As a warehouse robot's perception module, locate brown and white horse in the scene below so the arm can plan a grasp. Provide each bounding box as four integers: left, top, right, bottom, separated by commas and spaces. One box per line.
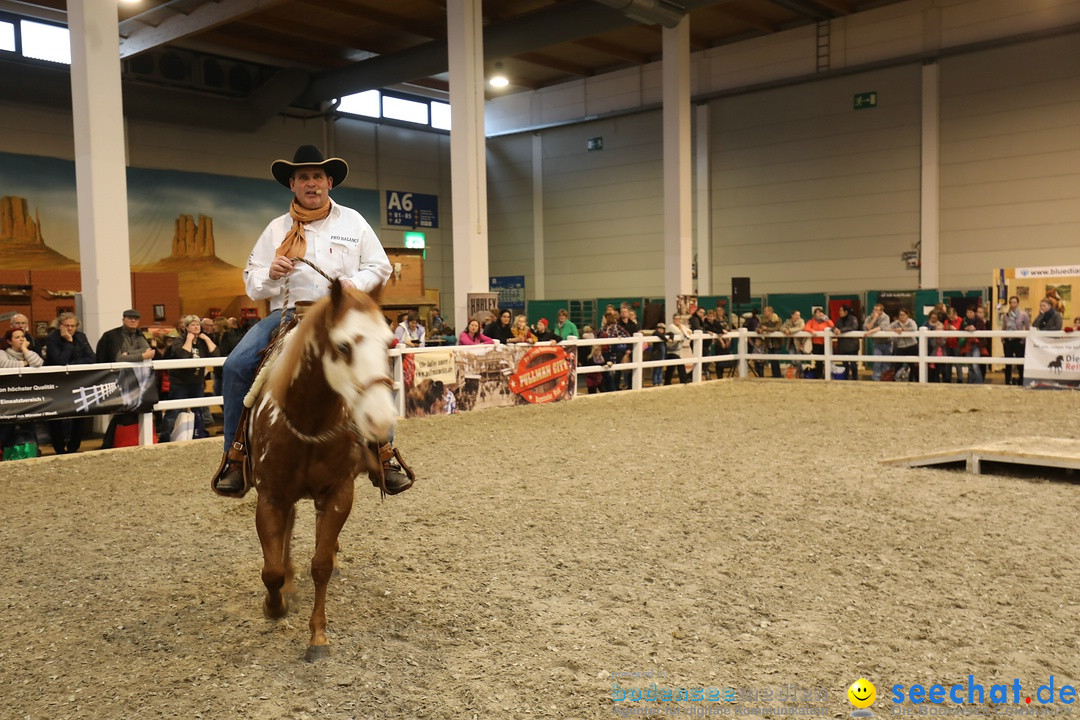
247, 280, 397, 661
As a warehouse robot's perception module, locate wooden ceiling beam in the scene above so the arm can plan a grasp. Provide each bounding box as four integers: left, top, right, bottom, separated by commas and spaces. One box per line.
573, 36, 651, 64
297, 0, 446, 40
642, 24, 709, 51
513, 50, 593, 77
238, 13, 383, 50
711, 6, 779, 34
812, 0, 855, 14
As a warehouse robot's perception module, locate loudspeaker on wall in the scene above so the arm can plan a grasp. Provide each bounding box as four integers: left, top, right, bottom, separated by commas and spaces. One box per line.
731, 277, 751, 304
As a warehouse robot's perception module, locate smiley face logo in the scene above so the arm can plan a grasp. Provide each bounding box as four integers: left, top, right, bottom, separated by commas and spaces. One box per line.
848, 678, 876, 709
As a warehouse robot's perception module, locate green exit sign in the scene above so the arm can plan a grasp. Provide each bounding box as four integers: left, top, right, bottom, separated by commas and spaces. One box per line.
854, 91, 878, 109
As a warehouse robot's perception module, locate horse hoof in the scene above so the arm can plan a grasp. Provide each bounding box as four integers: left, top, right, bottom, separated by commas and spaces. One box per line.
304, 644, 330, 663
263, 597, 288, 620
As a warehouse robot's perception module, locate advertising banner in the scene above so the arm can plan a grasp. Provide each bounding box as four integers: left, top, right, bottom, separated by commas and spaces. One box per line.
0, 365, 159, 422
402, 343, 576, 418
1023, 335, 1080, 390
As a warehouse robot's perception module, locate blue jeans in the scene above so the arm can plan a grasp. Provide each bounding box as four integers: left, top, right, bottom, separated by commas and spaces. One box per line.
871, 344, 891, 381
651, 344, 666, 386
965, 345, 983, 384
222, 310, 289, 448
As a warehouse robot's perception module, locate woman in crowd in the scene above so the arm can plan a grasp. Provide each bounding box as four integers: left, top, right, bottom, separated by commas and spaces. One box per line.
553, 309, 578, 341
160, 314, 219, 442
458, 319, 494, 346
1, 328, 44, 368
941, 305, 963, 383
484, 309, 514, 344
597, 309, 630, 391
395, 311, 426, 348
803, 307, 835, 379
509, 314, 537, 344
833, 305, 861, 380
43, 312, 96, 454
1032, 297, 1063, 331
662, 313, 693, 385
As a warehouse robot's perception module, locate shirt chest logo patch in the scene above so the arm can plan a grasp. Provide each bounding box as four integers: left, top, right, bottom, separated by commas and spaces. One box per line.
329, 235, 359, 245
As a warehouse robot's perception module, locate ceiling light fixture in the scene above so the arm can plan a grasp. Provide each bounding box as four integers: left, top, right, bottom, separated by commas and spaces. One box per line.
489, 61, 509, 88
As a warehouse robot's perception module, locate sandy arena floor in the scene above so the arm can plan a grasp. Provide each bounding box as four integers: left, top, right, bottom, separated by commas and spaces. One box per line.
1, 380, 1078, 720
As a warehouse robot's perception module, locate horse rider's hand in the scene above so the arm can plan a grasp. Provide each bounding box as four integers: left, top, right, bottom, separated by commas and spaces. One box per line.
269, 256, 294, 281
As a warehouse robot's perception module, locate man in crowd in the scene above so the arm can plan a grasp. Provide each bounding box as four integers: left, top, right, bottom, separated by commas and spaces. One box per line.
1000, 296, 1029, 386
862, 304, 892, 381
211, 144, 413, 498
961, 306, 986, 384
95, 309, 154, 363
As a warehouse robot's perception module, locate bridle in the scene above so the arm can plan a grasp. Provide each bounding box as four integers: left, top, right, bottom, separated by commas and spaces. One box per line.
269, 255, 394, 444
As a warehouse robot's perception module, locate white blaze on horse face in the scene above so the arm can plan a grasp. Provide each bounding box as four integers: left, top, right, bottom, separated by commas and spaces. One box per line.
324, 308, 397, 442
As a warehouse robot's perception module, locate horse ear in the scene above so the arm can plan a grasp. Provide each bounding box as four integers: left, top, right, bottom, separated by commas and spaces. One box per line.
330, 277, 344, 308
368, 280, 384, 305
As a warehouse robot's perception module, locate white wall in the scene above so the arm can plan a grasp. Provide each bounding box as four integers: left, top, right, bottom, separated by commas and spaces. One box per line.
487, 111, 667, 300
938, 33, 1080, 288
708, 65, 922, 294
484, 0, 1080, 299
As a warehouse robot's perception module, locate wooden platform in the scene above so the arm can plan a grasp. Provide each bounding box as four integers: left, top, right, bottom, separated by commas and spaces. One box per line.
882, 436, 1080, 475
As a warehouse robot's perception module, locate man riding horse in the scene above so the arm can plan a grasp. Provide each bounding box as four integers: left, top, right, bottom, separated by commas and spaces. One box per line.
212, 144, 414, 497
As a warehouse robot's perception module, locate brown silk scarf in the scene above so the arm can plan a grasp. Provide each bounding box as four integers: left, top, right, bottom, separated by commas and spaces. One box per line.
275, 197, 332, 259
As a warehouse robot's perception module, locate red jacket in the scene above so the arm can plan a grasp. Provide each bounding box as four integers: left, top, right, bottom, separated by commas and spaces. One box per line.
803, 317, 835, 345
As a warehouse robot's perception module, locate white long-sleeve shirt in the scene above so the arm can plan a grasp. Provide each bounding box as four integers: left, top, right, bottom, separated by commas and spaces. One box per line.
244, 199, 392, 311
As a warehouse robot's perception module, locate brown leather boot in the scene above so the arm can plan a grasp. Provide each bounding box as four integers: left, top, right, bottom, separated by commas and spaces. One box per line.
368, 442, 415, 496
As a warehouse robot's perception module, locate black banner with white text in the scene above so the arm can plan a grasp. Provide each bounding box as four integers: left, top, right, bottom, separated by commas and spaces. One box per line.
0, 366, 158, 422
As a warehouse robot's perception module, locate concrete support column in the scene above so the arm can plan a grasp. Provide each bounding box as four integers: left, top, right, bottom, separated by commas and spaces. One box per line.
68, 0, 133, 344
694, 103, 710, 295
447, 0, 490, 332
920, 61, 941, 289
663, 18, 693, 319
532, 133, 545, 299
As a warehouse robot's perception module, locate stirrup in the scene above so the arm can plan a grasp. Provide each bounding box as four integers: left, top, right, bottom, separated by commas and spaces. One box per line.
211, 442, 251, 498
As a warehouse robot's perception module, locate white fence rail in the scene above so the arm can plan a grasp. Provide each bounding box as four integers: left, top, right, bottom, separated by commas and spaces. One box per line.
0, 329, 1069, 448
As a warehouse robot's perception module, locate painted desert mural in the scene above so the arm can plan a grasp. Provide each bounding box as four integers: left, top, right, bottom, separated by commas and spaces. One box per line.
0, 150, 380, 324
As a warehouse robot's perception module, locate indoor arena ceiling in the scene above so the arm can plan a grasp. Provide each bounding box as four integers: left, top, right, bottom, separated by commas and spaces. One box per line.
2, 0, 907, 129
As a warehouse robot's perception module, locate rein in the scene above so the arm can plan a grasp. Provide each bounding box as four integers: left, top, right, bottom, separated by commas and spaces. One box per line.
279, 256, 335, 335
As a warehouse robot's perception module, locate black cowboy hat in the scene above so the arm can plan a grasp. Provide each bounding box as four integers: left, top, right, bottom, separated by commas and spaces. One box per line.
270, 144, 348, 188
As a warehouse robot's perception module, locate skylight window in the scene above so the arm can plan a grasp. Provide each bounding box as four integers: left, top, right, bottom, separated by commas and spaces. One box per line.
382, 95, 428, 125
0, 21, 15, 53
431, 101, 451, 131
338, 89, 380, 118
20, 20, 69, 64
